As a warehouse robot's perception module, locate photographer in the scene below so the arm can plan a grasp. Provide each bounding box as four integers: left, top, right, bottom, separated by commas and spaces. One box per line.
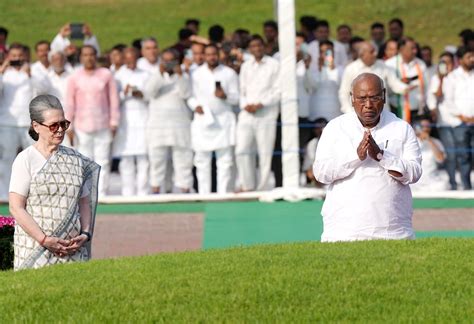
144, 49, 193, 194
51, 23, 101, 55
0, 43, 49, 199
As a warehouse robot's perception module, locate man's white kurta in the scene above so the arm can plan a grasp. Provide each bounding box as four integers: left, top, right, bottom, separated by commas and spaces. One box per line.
114, 66, 150, 156
187, 64, 239, 152
313, 109, 422, 242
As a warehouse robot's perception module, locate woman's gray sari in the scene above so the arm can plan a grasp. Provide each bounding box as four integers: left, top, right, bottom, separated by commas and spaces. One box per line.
14, 146, 100, 270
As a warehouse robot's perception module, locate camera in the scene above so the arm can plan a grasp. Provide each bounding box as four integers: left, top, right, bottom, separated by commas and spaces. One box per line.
9, 60, 23, 67
70, 23, 84, 40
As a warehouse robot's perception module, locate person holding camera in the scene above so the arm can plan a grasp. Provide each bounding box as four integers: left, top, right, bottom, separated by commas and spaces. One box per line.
0, 43, 50, 200
51, 23, 101, 56
113, 47, 150, 196
188, 44, 239, 194
144, 49, 193, 194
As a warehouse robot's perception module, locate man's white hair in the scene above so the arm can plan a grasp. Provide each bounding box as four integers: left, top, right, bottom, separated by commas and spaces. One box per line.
47, 50, 65, 62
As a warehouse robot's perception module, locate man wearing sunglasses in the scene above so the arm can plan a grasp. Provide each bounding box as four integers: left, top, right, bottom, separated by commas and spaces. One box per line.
66, 45, 120, 197
313, 73, 422, 242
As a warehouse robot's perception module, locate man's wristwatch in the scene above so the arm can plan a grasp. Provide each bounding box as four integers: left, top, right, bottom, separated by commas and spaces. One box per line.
80, 231, 92, 242
376, 150, 384, 162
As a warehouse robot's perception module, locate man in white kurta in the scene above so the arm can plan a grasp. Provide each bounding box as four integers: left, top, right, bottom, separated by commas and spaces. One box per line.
385, 38, 428, 123
313, 73, 422, 242
144, 49, 193, 193
308, 40, 343, 121
114, 48, 150, 196
236, 35, 280, 191
339, 42, 409, 114
0, 44, 48, 200
188, 45, 239, 194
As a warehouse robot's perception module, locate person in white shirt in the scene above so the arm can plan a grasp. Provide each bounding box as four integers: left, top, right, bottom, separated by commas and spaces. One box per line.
308, 20, 349, 71
109, 44, 125, 74
339, 41, 409, 114
308, 40, 343, 122
420, 46, 437, 85
335, 24, 352, 63
31, 41, 51, 83
137, 37, 160, 74
144, 49, 192, 194
182, 42, 205, 75
51, 23, 101, 55
410, 118, 447, 191
313, 73, 422, 242
443, 47, 474, 190
236, 35, 280, 191
426, 51, 459, 189
302, 118, 327, 187
188, 44, 239, 194
0, 43, 49, 200
385, 38, 428, 123
113, 48, 150, 196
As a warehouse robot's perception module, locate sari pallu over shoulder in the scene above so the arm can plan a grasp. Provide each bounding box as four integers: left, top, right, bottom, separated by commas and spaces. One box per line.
14, 146, 100, 270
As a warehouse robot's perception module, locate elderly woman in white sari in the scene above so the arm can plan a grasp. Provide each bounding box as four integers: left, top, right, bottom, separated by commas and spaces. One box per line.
9, 94, 100, 270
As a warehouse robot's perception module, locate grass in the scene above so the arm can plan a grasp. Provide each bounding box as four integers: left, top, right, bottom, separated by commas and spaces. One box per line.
0, 238, 472, 322
0, 0, 472, 57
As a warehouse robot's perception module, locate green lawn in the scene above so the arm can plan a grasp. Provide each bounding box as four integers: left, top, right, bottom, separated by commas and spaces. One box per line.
0, 0, 471, 57
0, 238, 472, 322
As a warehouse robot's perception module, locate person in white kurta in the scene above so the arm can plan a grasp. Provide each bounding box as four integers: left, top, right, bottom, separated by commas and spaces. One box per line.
51, 23, 101, 55
137, 38, 160, 74
113, 48, 150, 196
308, 40, 343, 121
339, 42, 409, 114
0, 45, 49, 200
236, 36, 280, 191
385, 38, 428, 123
46, 51, 72, 146
187, 45, 239, 194
313, 73, 422, 242
410, 119, 448, 191
144, 49, 193, 193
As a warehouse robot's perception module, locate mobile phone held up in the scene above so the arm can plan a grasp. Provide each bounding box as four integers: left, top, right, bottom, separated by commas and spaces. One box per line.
215, 81, 222, 89
70, 23, 85, 40
9, 60, 23, 67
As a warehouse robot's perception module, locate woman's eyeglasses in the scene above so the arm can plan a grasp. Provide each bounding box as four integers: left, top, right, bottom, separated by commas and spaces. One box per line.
37, 120, 71, 133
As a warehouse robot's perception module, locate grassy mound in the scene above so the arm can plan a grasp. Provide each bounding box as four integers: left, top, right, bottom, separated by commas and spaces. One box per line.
0, 238, 472, 322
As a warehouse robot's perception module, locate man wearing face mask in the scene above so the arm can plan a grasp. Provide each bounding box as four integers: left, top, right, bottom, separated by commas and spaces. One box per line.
144, 49, 193, 194
0, 43, 50, 200
339, 41, 409, 114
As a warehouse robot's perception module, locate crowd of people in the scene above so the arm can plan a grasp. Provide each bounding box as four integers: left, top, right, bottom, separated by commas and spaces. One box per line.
0, 17, 473, 198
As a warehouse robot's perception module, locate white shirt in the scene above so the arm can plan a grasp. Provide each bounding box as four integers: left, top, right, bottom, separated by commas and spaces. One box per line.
137, 57, 160, 75
188, 64, 239, 151
339, 59, 408, 113
411, 137, 448, 192
239, 55, 280, 117
308, 66, 343, 121
308, 40, 349, 71
51, 33, 101, 55
385, 55, 428, 112
114, 66, 150, 155
426, 74, 462, 127
313, 110, 422, 242
303, 137, 319, 171
31, 61, 51, 78
0, 68, 46, 127
443, 67, 474, 120
47, 69, 71, 111
144, 70, 191, 148
296, 60, 318, 118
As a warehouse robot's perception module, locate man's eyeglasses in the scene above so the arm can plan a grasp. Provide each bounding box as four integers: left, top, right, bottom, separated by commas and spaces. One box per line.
36, 120, 71, 133
353, 95, 384, 104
